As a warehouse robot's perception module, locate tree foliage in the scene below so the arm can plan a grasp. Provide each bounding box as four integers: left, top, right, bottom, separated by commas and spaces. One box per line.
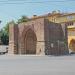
0, 22, 9, 45
1, 31, 9, 45
0, 15, 29, 45
17, 16, 29, 24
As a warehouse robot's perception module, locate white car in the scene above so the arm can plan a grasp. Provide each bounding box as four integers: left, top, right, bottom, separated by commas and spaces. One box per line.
0, 45, 8, 54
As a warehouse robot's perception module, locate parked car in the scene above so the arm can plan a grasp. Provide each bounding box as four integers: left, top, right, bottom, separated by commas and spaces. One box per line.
70, 52, 75, 55
0, 45, 8, 55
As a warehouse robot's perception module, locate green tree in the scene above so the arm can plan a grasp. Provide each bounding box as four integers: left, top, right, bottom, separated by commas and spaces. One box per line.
0, 25, 9, 45
17, 16, 29, 24
1, 31, 9, 45
0, 21, 13, 45
0, 15, 29, 45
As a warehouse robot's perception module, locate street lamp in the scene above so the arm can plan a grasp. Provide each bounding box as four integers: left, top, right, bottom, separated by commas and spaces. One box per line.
0, 20, 1, 23
0, 20, 2, 45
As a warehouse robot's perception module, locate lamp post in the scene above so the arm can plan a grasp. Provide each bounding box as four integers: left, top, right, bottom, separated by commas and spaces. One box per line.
0, 20, 2, 45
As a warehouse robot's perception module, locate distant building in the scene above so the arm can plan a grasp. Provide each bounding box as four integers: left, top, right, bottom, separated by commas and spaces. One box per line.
9, 12, 68, 55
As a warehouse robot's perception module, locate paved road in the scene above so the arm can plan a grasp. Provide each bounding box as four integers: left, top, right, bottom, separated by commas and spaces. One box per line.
0, 55, 75, 75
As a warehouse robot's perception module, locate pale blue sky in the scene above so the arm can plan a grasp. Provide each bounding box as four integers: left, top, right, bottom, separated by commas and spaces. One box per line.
0, 0, 75, 29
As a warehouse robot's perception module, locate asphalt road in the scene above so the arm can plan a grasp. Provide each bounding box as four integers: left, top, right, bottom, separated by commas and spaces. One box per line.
0, 55, 75, 75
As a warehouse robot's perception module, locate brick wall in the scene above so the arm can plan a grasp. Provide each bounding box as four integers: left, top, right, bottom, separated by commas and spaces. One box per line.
9, 18, 69, 55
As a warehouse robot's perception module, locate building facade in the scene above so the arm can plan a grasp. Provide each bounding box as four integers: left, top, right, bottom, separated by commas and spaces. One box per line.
32, 11, 75, 52
9, 17, 68, 55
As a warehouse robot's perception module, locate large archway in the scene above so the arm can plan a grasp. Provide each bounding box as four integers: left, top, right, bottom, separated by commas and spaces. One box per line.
24, 29, 37, 54
69, 39, 75, 52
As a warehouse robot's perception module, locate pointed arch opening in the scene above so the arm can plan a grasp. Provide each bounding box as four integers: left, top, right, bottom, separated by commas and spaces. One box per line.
69, 39, 75, 52
24, 29, 37, 54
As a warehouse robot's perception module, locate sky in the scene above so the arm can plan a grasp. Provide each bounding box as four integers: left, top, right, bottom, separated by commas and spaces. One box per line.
0, 0, 75, 29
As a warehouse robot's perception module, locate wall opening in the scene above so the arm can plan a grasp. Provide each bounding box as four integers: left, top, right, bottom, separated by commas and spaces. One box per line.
24, 29, 37, 54
69, 39, 75, 52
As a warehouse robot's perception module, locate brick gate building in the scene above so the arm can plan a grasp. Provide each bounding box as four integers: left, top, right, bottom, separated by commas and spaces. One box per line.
9, 17, 68, 55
